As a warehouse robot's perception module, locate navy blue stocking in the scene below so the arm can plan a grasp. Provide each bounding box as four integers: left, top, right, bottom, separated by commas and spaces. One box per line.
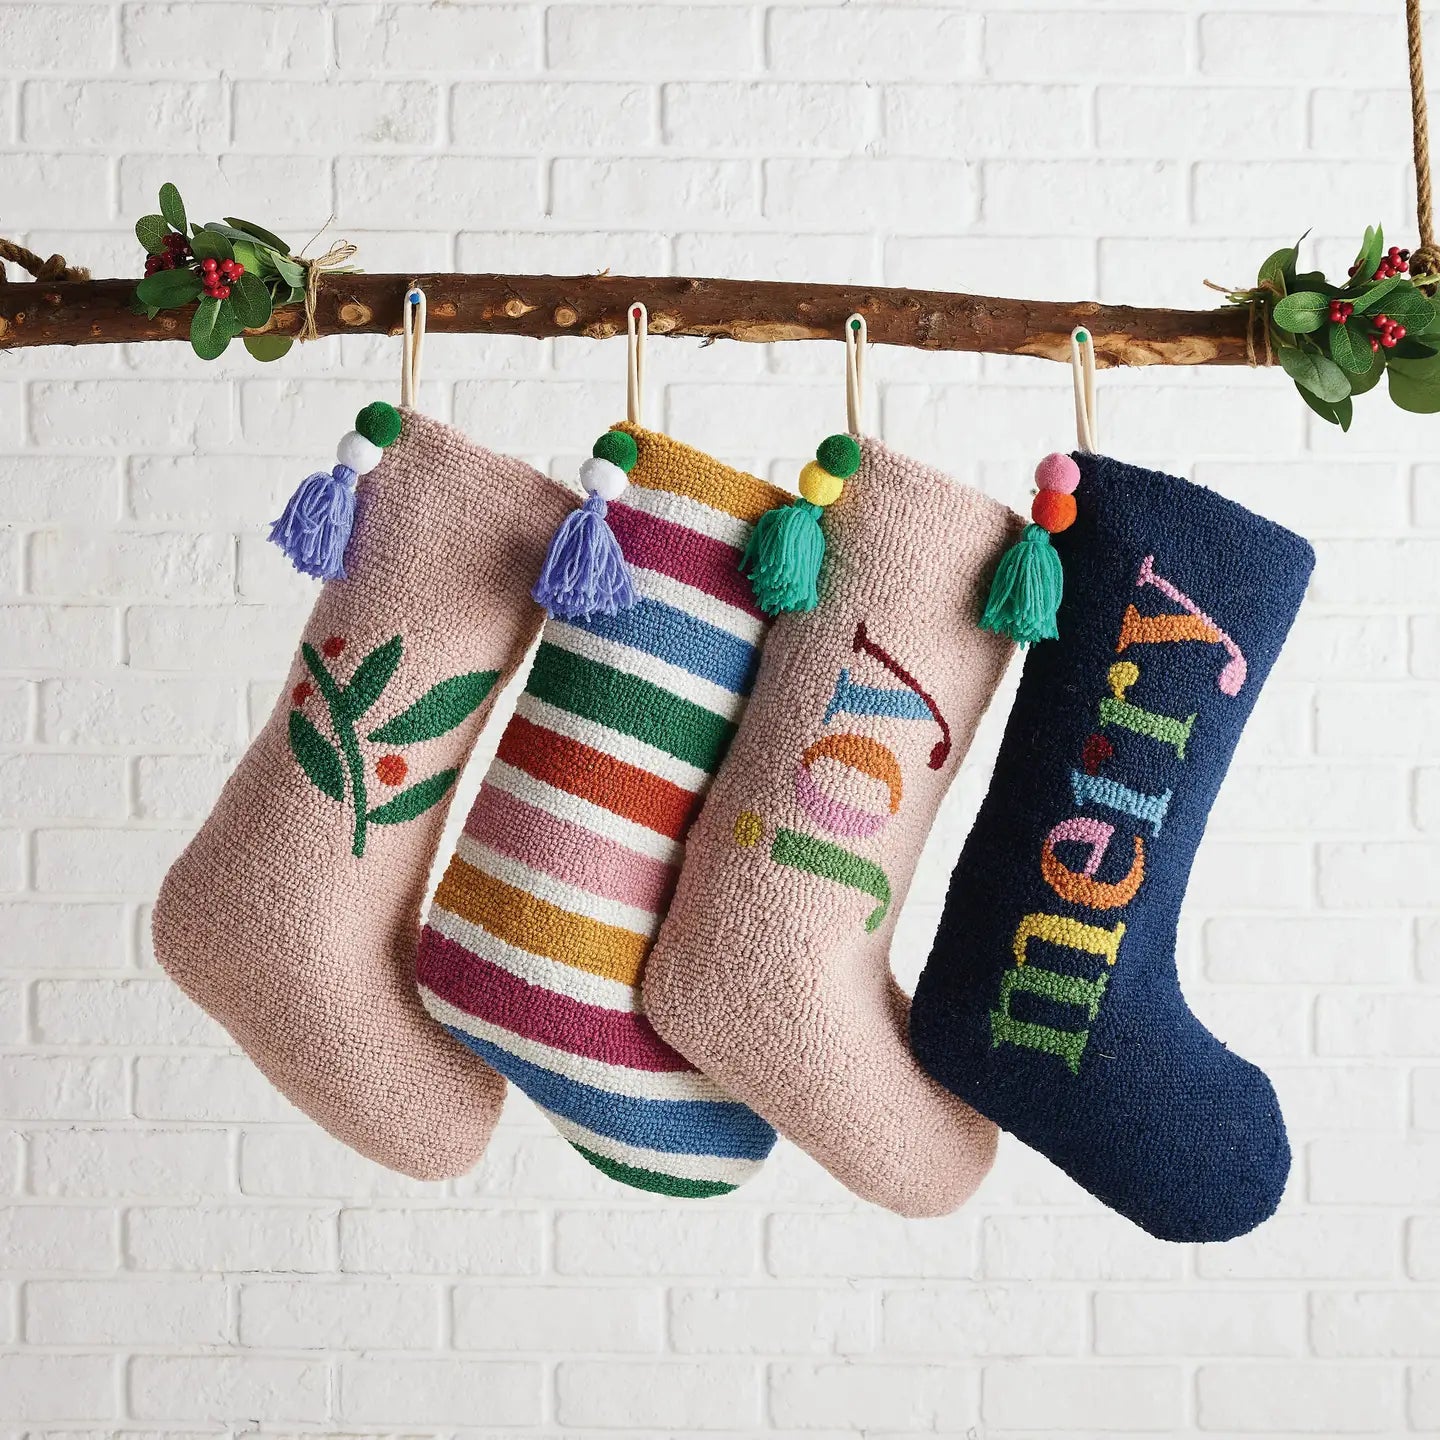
911, 454, 1314, 1242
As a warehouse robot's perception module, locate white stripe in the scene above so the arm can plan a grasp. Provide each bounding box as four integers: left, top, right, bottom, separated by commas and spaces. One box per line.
619, 483, 753, 549
546, 620, 745, 723
515, 692, 708, 794
486, 760, 685, 865
421, 991, 732, 1104
629, 566, 767, 648
426, 902, 641, 1013
541, 1106, 763, 1187
454, 835, 660, 938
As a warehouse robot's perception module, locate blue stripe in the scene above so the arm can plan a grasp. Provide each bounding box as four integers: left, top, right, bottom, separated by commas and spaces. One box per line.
445, 1027, 777, 1162
570, 598, 758, 696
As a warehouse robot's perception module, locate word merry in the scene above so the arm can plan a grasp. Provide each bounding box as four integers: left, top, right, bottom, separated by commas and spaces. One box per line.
734, 622, 949, 931
990, 554, 1246, 1073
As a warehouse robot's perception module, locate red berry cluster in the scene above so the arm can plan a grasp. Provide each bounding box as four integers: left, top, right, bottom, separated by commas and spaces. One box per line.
1348, 246, 1411, 281
143, 231, 193, 276
200, 256, 244, 300
1370, 313, 1407, 352
1328, 299, 1355, 324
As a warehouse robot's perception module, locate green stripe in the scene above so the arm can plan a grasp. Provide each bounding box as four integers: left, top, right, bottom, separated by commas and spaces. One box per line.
570, 1143, 738, 1199
528, 642, 735, 773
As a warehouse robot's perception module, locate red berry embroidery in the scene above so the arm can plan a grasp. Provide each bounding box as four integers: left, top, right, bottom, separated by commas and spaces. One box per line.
321, 635, 346, 658
375, 755, 408, 787
291, 680, 313, 706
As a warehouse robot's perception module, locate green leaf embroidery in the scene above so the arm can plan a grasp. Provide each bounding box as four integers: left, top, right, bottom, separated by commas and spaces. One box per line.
1328, 320, 1373, 375
1295, 384, 1353, 431
190, 297, 230, 360
1271, 291, 1328, 334
224, 216, 291, 253
1277, 344, 1350, 402
367, 670, 500, 745
135, 214, 169, 255
136, 267, 203, 309
341, 635, 404, 720
244, 334, 293, 362
158, 182, 187, 234
229, 272, 273, 329
189, 227, 234, 263
289, 709, 345, 801
367, 768, 459, 826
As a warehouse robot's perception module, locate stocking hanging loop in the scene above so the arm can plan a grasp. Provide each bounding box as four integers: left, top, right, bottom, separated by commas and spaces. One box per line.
626, 302, 648, 427
401, 286, 426, 410
845, 312, 867, 436
1070, 326, 1099, 455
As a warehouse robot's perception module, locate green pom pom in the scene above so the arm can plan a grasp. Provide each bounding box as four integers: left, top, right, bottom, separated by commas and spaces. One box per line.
593, 429, 638, 474
355, 401, 402, 448
741, 499, 826, 616
980, 524, 1063, 647
815, 433, 861, 478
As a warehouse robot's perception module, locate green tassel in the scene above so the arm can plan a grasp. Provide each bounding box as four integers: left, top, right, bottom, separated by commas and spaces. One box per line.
980, 523, 1064, 646
742, 498, 825, 615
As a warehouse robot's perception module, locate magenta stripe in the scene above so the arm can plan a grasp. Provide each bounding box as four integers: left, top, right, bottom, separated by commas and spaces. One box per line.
418, 930, 694, 1073
465, 783, 678, 913
607, 502, 763, 620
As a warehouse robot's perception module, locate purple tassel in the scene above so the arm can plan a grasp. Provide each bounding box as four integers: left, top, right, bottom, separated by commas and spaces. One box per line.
268, 464, 358, 581
532, 491, 637, 620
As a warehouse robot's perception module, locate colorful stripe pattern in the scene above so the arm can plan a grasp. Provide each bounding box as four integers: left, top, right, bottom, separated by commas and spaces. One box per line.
418, 425, 788, 1196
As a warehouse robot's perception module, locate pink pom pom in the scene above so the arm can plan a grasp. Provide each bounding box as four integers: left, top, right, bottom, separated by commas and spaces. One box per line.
1035, 452, 1081, 495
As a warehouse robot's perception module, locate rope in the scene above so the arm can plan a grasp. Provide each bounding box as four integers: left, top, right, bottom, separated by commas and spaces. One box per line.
295, 240, 358, 341
1408, 0, 1440, 281
0, 238, 90, 283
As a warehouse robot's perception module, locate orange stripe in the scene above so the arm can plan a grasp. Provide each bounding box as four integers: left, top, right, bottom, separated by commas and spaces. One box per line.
497, 713, 700, 841
433, 857, 649, 986
611, 423, 788, 525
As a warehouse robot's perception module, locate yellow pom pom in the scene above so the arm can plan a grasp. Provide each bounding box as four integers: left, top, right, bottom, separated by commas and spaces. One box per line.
798, 460, 843, 507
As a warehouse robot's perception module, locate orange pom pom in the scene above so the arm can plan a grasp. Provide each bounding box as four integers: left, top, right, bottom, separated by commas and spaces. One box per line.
1031, 489, 1077, 533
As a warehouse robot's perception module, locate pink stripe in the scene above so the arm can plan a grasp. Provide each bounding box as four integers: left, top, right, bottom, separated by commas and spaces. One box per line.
465, 783, 678, 914
607, 502, 763, 620
417, 929, 694, 1073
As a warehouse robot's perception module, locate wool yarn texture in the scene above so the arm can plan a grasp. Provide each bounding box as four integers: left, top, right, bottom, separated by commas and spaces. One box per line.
417, 425, 789, 1197
645, 439, 1018, 1217
909, 453, 1315, 1242
153, 410, 574, 1180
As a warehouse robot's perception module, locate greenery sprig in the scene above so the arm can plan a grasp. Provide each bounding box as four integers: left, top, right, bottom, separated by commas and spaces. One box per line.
1224, 225, 1440, 429
131, 182, 356, 362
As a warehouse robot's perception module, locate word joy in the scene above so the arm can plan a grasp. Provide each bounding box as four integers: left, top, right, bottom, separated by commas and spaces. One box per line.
990, 554, 1248, 1074
734, 621, 950, 929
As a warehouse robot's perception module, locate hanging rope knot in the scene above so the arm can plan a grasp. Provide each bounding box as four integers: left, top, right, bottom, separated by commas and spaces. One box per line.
0, 238, 91, 284
293, 240, 358, 341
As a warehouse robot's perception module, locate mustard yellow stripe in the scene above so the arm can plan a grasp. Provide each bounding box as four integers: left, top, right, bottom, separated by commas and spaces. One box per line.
611, 423, 789, 526
433, 854, 649, 987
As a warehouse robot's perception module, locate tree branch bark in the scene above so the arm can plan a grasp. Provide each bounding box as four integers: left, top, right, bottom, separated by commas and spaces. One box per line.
0, 273, 1258, 366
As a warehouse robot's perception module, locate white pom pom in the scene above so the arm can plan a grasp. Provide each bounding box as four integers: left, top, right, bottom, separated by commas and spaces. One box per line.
579, 455, 628, 501
337, 430, 384, 476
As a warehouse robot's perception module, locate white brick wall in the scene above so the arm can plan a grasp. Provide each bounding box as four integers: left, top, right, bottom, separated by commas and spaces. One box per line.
1, 0, 1438, 1433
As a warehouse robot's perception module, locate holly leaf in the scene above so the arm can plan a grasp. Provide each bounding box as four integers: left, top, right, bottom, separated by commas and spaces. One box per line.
1277, 344, 1351, 401
135, 214, 169, 255
243, 333, 293, 362
1271, 291, 1329, 334
341, 635, 403, 720
190, 296, 230, 360
1296, 383, 1353, 431
1388, 361, 1440, 413
135, 267, 203, 308
189, 227, 233, 263
367, 670, 500, 745
224, 216, 291, 253
366, 768, 458, 826
158, 182, 187, 234
229, 271, 273, 329
289, 709, 344, 801
1328, 320, 1374, 374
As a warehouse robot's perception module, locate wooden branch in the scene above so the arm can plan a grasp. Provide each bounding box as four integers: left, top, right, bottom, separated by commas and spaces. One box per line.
0, 272, 1258, 366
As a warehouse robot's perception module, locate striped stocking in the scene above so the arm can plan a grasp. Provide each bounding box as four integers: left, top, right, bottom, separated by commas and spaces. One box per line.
417, 425, 789, 1196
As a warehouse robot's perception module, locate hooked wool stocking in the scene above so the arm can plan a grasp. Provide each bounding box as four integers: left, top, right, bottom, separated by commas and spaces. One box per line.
910, 453, 1314, 1242
645, 439, 1019, 1217
154, 409, 573, 1179
417, 425, 788, 1197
